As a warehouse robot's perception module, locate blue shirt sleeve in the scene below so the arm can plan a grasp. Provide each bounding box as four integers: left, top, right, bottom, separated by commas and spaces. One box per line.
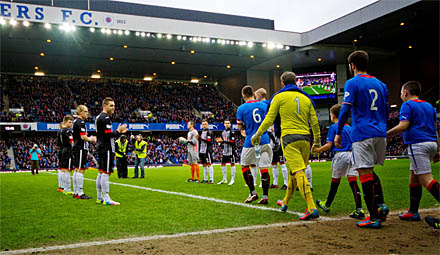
343, 80, 356, 105
326, 125, 336, 143
336, 103, 351, 135
399, 102, 411, 122
236, 106, 242, 122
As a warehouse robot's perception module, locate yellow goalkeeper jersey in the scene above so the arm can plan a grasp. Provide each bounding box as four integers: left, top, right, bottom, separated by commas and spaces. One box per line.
257, 90, 320, 141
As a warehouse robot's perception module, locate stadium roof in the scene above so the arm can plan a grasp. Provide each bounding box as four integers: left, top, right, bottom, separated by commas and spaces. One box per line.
1, 0, 436, 81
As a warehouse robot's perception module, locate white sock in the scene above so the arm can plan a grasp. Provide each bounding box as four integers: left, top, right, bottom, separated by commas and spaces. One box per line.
281, 164, 288, 186
72, 171, 77, 195
77, 172, 84, 196
251, 166, 258, 185
96, 173, 103, 201
209, 166, 214, 182
101, 173, 111, 201
221, 166, 227, 181
272, 165, 279, 186
64, 172, 71, 192
203, 166, 208, 181
231, 166, 236, 181
305, 165, 313, 188
58, 170, 62, 188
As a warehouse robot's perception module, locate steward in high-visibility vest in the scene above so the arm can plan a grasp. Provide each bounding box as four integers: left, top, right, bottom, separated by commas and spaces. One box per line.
135, 139, 147, 158
115, 135, 128, 178
134, 135, 147, 178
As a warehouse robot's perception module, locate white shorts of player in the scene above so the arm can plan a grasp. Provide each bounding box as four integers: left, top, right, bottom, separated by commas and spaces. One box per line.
187, 151, 199, 164
331, 151, 358, 178
408, 141, 437, 175
240, 144, 273, 168
351, 137, 386, 169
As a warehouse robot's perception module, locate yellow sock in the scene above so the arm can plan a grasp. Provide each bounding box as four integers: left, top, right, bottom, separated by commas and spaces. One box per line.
283, 173, 296, 206
295, 171, 316, 211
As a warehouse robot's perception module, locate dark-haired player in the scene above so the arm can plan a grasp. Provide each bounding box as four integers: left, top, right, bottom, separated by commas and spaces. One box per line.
200, 120, 214, 184
72, 105, 96, 199
314, 104, 364, 219
387, 81, 439, 224
95, 97, 127, 205
57, 115, 74, 196
237, 85, 272, 204
217, 120, 237, 185
335, 50, 389, 228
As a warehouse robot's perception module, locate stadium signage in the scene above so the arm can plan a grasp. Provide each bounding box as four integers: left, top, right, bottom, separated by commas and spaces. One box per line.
0, 2, 125, 28
28, 123, 238, 131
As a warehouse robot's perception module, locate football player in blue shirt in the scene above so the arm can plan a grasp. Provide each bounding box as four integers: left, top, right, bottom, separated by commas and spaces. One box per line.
335, 50, 389, 228
236, 85, 272, 204
387, 81, 439, 228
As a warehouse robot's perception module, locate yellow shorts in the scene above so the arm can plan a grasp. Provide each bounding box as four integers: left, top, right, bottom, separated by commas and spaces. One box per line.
281, 139, 310, 174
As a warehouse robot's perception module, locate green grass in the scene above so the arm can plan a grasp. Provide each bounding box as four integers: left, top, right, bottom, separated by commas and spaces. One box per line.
303, 85, 332, 95
1, 159, 439, 250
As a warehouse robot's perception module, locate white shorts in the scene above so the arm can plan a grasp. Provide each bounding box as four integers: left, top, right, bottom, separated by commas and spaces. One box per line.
351, 137, 386, 169
240, 144, 273, 168
408, 141, 437, 175
187, 151, 199, 164
332, 151, 358, 178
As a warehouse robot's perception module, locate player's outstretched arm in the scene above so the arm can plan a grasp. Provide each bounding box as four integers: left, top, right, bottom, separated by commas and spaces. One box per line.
387, 121, 410, 138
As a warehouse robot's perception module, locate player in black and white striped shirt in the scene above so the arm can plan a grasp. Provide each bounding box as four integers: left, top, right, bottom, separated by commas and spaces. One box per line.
216, 120, 237, 185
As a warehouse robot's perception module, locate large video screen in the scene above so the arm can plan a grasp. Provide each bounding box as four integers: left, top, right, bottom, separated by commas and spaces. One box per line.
296, 71, 336, 100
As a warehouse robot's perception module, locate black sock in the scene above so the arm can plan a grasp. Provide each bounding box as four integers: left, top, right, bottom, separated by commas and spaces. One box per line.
409, 184, 422, 213
372, 172, 384, 205
325, 178, 340, 207
242, 167, 255, 194
348, 177, 363, 209
360, 174, 378, 220
261, 170, 270, 196
427, 180, 440, 202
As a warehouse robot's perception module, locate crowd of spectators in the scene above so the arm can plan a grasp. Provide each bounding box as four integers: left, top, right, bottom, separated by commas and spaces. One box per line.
12, 134, 58, 170
1, 76, 237, 124
0, 140, 11, 170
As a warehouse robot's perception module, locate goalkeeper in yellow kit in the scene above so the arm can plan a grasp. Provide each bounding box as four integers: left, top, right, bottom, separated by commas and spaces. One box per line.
251, 71, 321, 220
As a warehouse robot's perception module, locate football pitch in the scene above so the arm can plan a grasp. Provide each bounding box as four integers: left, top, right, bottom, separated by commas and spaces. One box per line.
1, 159, 439, 252
302, 85, 332, 95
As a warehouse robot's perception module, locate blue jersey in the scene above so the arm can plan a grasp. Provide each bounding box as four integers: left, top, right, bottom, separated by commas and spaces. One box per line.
262, 99, 270, 107
327, 123, 352, 152
342, 74, 389, 142
236, 100, 270, 148
400, 99, 437, 145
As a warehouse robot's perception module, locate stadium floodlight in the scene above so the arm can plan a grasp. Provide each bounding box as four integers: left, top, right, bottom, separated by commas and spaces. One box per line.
91, 74, 101, 79
211, 39, 216, 43
0, 18, 5, 25
117, 30, 123, 35
190, 79, 199, 83
22, 21, 30, 27
157, 33, 163, 38
177, 35, 182, 40
166, 34, 172, 39
262, 43, 267, 47
90, 27, 95, 32
146, 33, 151, 37
285, 46, 290, 50
34, 71, 45, 76
140, 32, 145, 37
44, 23, 51, 29
143, 77, 153, 81
197, 37, 202, 42
247, 42, 254, 48
182, 36, 186, 41
9, 19, 17, 26
124, 30, 130, 35
135, 32, 140, 36
101, 28, 106, 34
267, 43, 275, 49
276, 44, 283, 49
106, 29, 111, 35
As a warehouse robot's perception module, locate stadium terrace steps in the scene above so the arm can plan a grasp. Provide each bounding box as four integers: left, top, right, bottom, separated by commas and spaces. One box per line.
7, 145, 16, 170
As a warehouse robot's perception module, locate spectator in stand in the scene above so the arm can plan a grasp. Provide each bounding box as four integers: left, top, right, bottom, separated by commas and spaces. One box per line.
29, 144, 42, 175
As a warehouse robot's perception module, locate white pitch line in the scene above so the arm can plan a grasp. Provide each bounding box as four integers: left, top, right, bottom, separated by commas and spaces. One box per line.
310, 86, 320, 95
44, 172, 313, 217
2, 207, 439, 255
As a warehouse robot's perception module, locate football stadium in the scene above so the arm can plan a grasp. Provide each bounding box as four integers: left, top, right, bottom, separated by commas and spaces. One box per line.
0, 0, 439, 254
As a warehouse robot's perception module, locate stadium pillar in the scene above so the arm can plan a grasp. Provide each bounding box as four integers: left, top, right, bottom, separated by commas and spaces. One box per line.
336, 64, 348, 104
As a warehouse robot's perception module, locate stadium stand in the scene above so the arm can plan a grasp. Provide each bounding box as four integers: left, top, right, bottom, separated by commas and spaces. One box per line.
1, 76, 237, 124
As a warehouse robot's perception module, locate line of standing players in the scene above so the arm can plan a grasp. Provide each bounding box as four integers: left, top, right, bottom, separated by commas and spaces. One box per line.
56, 97, 128, 205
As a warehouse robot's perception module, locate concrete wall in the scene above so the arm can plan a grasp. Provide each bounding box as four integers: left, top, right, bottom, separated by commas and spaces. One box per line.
246, 70, 270, 96
218, 72, 247, 105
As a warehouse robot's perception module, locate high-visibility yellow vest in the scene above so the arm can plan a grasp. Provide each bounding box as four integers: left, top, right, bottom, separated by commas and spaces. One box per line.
115, 139, 128, 158
135, 140, 147, 158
